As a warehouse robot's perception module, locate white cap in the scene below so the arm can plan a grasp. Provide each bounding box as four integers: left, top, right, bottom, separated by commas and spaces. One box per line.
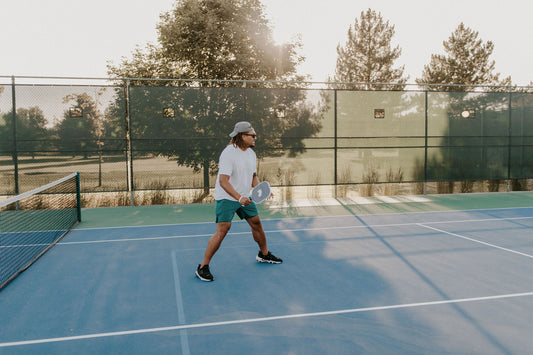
229, 121, 253, 137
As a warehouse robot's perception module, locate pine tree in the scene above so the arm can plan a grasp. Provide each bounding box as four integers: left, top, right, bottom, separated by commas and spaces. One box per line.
416, 23, 511, 91
332, 8, 407, 90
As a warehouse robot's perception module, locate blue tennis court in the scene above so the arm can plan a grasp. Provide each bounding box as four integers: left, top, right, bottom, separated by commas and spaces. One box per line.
1, 194, 532, 354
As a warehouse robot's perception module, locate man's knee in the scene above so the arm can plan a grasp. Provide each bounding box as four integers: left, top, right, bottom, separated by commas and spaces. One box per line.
217, 222, 232, 235
247, 216, 262, 230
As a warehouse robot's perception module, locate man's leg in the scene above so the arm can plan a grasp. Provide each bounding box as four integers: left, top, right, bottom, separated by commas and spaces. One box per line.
201, 222, 231, 267
246, 215, 268, 255
247, 215, 283, 264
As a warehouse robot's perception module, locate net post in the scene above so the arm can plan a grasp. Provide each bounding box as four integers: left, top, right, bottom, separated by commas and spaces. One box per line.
76, 171, 82, 222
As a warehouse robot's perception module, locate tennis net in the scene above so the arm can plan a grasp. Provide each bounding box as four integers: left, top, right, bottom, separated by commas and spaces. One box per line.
0, 172, 81, 290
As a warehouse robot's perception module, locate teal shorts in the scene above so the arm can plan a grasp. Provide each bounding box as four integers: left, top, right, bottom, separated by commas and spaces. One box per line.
215, 199, 258, 223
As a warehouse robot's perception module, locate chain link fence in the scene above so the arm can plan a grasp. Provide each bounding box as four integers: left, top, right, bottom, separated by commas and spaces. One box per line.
1, 76, 532, 207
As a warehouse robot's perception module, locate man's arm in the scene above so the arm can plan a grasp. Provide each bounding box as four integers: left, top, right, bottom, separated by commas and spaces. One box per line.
251, 172, 259, 188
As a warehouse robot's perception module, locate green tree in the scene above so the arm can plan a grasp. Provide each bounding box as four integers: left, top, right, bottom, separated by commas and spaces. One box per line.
107, 0, 323, 194
417, 23, 513, 193
108, 0, 305, 83
56, 93, 104, 159
0, 112, 9, 153
416, 23, 511, 91
332, 8, 408, 89
14, 107, 48, 156
0, 107, 49, 157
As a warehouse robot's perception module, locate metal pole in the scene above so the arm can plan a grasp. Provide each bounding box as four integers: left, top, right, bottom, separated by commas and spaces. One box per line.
11, 76, 19, 196
334, 86, 338, 198
242, 80, 247, 121
507, 91, 512, 192
76, 172, 82, 222
124, 80, 134, 205
424, 88, 428, 195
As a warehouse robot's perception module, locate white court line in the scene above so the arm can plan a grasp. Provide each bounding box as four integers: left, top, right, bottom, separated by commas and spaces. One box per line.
418, 223, 533, 259
171, 251, 190, 355
1, 291, 532, 348
58, 223, 417, 245
73, 206, 533, 232
58, 234, 214, 245
57, 216, 533, 246
74, 206, 533, 231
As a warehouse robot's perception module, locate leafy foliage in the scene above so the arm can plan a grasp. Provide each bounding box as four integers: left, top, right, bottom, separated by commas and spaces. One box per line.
56, 93, 104, 157
108, 0, 305, 84
0, 107, 48, 155
106, 0, 324, 192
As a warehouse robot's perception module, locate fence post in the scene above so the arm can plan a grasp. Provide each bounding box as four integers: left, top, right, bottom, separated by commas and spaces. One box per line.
242, 80, 247, 121
11, 76, 19, 195
334, 85, 338, 198
424, 88, 428, 195
124, 80, 134, 205
507, 91, 512, 192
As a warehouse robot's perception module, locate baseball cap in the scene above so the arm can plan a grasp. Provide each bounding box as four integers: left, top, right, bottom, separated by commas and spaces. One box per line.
229, 121, 253, 137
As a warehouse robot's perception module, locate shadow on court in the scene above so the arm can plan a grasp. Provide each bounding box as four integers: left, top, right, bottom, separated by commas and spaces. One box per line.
0, 195, 532, 353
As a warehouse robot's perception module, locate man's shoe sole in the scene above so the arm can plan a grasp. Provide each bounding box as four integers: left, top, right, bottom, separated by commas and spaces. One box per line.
256, 256, 282, 264
195, 271, 214, 282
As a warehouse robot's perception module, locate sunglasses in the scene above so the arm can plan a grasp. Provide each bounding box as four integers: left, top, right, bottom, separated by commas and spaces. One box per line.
242, 133, 257, 138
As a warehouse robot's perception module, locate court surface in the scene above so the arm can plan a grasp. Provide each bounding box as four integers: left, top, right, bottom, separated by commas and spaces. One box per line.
1, 192, 532, 354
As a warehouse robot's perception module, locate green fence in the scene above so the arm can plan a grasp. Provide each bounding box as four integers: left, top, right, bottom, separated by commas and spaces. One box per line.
1, 77, 532, 206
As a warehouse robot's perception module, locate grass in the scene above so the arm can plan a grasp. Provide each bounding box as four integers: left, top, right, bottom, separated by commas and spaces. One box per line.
384, 167, 404, 196
361, 164, 379, 197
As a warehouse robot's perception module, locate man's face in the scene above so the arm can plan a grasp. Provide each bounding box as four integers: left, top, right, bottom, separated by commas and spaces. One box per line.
241, 130, 257, 148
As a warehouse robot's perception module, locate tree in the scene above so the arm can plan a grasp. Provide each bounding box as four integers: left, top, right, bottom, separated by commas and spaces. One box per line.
0, 107, 48, 158
108, 0, 305, 84
56, 93, 104, 159
13, 107, 48, 156
107, 0, 323, 194
332, 8, 408, 89
416, 22, 511, 91
0, 112, 8, 153
417, 23, 514, 192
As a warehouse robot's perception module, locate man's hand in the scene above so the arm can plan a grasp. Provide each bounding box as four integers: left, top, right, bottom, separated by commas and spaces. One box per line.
239, 196, 252, 206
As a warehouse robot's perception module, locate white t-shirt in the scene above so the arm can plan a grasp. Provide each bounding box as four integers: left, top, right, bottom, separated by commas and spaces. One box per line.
214, 144, 257, 201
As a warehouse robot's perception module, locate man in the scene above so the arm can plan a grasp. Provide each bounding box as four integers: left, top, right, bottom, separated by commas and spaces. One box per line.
196, 121, 282, 282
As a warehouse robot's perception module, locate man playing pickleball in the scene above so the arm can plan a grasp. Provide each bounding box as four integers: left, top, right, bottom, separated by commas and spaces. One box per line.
195, 121, 282, 282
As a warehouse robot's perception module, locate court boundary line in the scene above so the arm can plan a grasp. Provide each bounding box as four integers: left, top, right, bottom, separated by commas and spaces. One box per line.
57, 215, 533, 246
1, 291, 532, 348
418, 223, 533, 258
171, 251, 191, 355
74, 206, 533, 231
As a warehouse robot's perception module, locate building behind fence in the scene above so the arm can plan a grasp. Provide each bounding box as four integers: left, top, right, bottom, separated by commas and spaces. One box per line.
1, 76, 532, 207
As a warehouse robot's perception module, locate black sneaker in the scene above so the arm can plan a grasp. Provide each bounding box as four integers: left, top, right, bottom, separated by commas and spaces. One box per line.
196, 264, 214, 281
256, 251, 283, 264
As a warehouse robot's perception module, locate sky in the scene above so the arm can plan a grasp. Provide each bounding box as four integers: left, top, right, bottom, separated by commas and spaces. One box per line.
1, 0, 532, 85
